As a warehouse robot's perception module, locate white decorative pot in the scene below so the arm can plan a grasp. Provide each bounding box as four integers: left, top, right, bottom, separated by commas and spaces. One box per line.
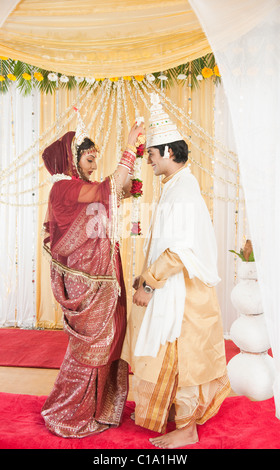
230, 263, 262, 315
227, 261, 274, 401
227, 353, 275, 401
237, 261, 258, 280
230, 314, 271, 353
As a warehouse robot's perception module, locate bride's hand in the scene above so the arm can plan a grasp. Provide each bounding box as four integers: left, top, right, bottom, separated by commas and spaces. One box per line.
127, 122, 145, 147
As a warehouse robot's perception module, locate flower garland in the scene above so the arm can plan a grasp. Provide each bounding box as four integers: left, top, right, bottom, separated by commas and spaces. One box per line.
0, 54, 220, 95
130, 143, 145, 236
130, 178, 143, 198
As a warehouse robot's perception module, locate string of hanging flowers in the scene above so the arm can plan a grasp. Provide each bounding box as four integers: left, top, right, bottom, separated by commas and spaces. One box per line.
130, 142, 145, 236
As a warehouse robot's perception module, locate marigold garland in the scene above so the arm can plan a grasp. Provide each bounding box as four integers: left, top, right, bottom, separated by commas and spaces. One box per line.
34, 72, 43, 81
22, 72, 31, 80
201, 67, 213, 78
7, 73, 16, 81
214, 65, 221, 77
0, 54, 221, 95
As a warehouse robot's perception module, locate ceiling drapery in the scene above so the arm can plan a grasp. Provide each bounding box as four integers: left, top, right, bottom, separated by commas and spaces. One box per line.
0, 0, 211, 77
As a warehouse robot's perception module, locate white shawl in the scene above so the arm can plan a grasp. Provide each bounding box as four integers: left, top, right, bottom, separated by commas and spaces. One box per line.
134, 166, 221, 357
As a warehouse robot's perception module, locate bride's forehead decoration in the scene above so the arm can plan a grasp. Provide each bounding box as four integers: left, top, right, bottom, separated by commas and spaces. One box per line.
71, 107, 99, 171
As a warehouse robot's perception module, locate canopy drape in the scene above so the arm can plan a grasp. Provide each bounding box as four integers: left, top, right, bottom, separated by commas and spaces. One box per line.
0, 0, 211, 77
190, 0, 280, 416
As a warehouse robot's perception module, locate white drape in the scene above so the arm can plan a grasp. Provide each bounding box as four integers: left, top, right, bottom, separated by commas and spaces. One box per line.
0, 84, 40, 327
0, 0, 20, 28
213, 83, 249, 336
190, 0, 280, 416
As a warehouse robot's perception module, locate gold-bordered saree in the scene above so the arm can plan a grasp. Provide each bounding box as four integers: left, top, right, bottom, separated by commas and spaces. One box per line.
41, 175, 128, 438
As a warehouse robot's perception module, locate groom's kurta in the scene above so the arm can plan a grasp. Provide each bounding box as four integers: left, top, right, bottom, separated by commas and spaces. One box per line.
122, 248, 227, 388
122, 165, 227, 387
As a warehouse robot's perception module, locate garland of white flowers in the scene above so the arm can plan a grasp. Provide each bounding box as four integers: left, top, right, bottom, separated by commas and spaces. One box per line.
0, 77, 241, 210
0, 54, 221, 95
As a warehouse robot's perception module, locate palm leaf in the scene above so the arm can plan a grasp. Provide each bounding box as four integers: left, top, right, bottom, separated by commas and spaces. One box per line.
229, 249, 246, 261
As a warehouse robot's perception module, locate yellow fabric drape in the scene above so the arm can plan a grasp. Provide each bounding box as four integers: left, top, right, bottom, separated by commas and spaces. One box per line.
0, 0, 211, 77
36, 80, 215, 328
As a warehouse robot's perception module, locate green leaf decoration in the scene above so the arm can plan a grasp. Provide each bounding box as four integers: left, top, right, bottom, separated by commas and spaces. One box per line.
0, 53, 221, 95
229, 250, 246, 261
248, 251, 255, 262
229, 249, 255, 262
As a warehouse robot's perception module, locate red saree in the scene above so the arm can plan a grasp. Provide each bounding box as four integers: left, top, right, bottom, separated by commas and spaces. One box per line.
41, 133, 128, 438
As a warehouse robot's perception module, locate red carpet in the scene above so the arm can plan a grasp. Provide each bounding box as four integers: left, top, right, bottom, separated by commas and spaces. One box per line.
0, 392, 279, 450
0, 327, 241, 369
0, 330, 278, 452
0, 328, 68, 368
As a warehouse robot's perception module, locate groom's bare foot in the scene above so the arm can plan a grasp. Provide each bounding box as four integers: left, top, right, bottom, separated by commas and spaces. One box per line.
149, 423, 198, 449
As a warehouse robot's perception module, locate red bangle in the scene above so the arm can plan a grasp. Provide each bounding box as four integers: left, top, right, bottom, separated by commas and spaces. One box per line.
119, 150, 136, 171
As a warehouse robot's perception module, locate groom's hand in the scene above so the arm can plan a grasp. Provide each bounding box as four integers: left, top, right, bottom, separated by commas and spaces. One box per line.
133, 285, 153, 307
132, 276, 141, 290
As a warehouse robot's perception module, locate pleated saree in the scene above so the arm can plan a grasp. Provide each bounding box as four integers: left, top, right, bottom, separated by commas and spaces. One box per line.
41, 132, 128, 438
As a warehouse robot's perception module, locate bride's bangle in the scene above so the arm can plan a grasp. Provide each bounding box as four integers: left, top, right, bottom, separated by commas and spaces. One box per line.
119, 150, 136, 172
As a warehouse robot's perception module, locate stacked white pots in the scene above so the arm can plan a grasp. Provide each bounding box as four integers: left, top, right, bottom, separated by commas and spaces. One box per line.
227, 262, 275, 400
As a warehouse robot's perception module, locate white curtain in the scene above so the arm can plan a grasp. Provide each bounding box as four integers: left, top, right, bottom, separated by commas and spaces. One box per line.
190, 0, 280, 416
0, 84, 40, 327
0, 0, 20, 28
213, 83, 249, 336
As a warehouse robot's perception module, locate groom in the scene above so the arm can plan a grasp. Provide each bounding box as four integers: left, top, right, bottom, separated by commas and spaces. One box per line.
121, 93, 230, 449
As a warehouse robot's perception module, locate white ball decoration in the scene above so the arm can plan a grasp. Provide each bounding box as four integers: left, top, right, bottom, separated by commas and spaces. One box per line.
230, 314, 271, 352
230, 279, 263, 315
227, 353, 275, 401
228, 256, 275, 401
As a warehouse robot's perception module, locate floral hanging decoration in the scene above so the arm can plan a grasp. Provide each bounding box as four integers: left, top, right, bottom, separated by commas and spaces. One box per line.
130, 142, 145, 236
0, 53, 221, 95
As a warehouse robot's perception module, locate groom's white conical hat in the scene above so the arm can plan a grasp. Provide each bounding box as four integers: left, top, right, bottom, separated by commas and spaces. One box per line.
146, 93, 183, 151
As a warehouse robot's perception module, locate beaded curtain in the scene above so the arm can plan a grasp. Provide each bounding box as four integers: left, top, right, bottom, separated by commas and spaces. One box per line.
0, 78, 246, 332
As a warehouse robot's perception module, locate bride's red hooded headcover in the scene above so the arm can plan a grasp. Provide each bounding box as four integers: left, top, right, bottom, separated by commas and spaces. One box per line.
42, 131, 80, 178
